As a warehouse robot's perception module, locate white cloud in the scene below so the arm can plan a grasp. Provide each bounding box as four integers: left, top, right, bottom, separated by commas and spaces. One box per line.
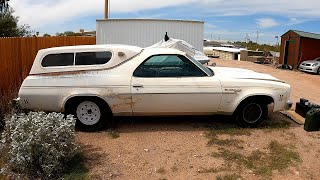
256, 18, 279, 28
9, 0, 196, 28
8, 0, 320, 29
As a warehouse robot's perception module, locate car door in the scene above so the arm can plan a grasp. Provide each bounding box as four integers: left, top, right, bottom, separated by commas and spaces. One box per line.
131, 54, 222, 116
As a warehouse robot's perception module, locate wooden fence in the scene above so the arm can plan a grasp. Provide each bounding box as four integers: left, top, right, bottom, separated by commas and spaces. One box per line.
0, 36, 96, 95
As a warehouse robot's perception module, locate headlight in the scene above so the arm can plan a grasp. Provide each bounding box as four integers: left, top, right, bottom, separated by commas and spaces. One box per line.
312, 63, 318, 66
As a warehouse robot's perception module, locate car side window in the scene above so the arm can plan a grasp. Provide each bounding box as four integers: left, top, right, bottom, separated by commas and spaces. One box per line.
75, 51, 112, 65
133, 55, 206, 77
41, 53, 74, 67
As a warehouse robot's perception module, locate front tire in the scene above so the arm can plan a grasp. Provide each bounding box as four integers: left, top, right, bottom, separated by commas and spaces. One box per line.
236, 100, 268, 127
317, 67, 320, 75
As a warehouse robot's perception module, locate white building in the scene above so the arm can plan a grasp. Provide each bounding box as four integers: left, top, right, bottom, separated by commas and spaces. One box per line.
96, 19, 204, 51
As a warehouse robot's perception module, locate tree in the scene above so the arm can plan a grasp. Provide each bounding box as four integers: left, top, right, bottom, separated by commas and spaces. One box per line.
0, 9, 31, 37
55, 31, 82, 36
0, 0, 10, 13
43, 33, 51, 37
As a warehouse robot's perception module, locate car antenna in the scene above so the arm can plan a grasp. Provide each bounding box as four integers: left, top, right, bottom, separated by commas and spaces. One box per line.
164, 32, 170, 42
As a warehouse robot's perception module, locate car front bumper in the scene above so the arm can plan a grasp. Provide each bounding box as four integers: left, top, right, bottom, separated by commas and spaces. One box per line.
299, 65, 319, 73
285, 100, 293, 110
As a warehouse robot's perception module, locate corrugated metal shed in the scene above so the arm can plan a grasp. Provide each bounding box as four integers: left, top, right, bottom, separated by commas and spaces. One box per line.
96, 19, 204, 51
291, 30, 320, 40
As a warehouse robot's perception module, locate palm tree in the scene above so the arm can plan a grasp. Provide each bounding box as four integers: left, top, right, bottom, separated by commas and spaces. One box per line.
0, 0, 10, 12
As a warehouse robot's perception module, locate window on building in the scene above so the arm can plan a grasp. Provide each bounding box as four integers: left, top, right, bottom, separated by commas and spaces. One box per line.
41, 53, 74, 67
75, 51, 112, 65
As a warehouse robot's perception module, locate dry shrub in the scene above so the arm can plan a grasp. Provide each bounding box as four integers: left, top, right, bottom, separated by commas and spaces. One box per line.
0, 86, 19, 128
0, 112, 78, 179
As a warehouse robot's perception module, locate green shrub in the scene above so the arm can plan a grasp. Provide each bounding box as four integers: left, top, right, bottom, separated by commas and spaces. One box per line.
0, 112, 78, 179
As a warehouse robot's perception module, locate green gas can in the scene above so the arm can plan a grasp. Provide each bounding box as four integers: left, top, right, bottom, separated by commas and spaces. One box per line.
304, 108, 320, 132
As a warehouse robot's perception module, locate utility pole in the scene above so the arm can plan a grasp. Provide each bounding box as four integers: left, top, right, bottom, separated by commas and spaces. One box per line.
256, 31, 259, 50
104, 0, 109, 19
275, 36, 279, 51
245, 33, 249, 49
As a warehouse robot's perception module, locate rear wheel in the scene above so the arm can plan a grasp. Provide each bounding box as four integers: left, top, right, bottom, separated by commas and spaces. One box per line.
66, 98, 112, 131
236, 100, 268, 127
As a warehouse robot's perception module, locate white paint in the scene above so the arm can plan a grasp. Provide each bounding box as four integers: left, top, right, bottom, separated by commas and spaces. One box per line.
18, 45, 292, 118
96, 19, 204, 51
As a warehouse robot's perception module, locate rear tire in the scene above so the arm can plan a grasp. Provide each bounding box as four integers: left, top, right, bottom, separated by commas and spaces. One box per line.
236, 100, 268, 127
66, 98, 111, 131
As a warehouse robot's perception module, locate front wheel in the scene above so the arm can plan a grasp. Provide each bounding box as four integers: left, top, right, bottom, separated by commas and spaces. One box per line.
236, 101, 268, 127
317, 67, 320, 75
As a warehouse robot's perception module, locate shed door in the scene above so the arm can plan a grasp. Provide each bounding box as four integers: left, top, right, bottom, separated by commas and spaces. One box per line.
283, 40, 295, 65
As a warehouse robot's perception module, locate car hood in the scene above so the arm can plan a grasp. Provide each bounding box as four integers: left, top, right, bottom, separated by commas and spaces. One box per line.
301, 60, 318, 64
208, 67, 284, 83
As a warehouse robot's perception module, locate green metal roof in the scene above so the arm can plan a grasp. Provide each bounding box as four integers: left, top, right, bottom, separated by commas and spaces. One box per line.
291, 30, 320, 40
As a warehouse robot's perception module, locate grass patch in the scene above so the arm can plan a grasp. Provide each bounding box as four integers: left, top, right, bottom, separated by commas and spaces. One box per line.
198, 167, 226, 174
207, 124, 251, 138
107, 129, 120, 139
212, 141, 301, 177
62, 153, 90, 180
260, 120, 291, 131
212, 149, 246, 165
171, 166, 178, 172
156, 167, 166, 174
217, 173, 243, 180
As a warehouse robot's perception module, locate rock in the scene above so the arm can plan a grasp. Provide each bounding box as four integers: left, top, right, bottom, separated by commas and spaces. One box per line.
144, 149, 149, 152
295, 171, 300, 175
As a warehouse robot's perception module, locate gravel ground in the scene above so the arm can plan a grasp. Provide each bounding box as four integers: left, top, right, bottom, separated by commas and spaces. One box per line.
77, 59, 320, 180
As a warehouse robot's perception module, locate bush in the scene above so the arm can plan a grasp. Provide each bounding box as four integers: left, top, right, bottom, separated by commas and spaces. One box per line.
0, 87, 19, 129
0, 112, 78, 179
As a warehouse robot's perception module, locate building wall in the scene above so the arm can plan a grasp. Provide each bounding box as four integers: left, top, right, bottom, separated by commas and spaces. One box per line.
300, 38, 320, 63
279, 31, 300, 67
96, 19, 204, 51
240, 50, 264, 61
213, 50, 234, 60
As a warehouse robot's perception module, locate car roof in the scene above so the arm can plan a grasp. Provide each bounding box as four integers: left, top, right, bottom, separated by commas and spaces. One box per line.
29, 45, 186, 75
38, 44, 143, 54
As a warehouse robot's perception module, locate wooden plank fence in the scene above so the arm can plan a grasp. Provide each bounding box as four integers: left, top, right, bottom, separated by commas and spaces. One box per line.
0, 36, 96, 96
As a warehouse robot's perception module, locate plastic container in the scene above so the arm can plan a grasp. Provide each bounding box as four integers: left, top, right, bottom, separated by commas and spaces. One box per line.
304, 108, 320, 132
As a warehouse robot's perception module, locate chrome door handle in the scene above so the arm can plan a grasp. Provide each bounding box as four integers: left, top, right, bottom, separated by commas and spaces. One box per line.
133, 84, 144, 88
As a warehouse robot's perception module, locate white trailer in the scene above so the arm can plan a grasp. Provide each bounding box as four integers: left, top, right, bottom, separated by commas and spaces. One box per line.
96, 19, 204, 51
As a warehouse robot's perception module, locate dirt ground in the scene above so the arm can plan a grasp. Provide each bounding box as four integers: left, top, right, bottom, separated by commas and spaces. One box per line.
77, 59, 320, 180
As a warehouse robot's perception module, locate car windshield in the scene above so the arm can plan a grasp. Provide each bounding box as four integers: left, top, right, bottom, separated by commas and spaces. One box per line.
186, 55, 214, 76
315, 57, 320, 61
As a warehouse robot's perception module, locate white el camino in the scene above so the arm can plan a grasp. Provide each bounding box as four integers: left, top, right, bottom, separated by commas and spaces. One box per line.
17, 45, 292, 130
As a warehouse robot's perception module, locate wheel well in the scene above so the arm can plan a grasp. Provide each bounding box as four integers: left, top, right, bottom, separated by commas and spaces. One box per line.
236, 95, 274, 112
242, 95, 274, 105
64, 96, 112, 114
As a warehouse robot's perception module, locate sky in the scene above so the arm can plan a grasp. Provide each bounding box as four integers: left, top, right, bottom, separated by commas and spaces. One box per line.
8, 0, 320, 44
